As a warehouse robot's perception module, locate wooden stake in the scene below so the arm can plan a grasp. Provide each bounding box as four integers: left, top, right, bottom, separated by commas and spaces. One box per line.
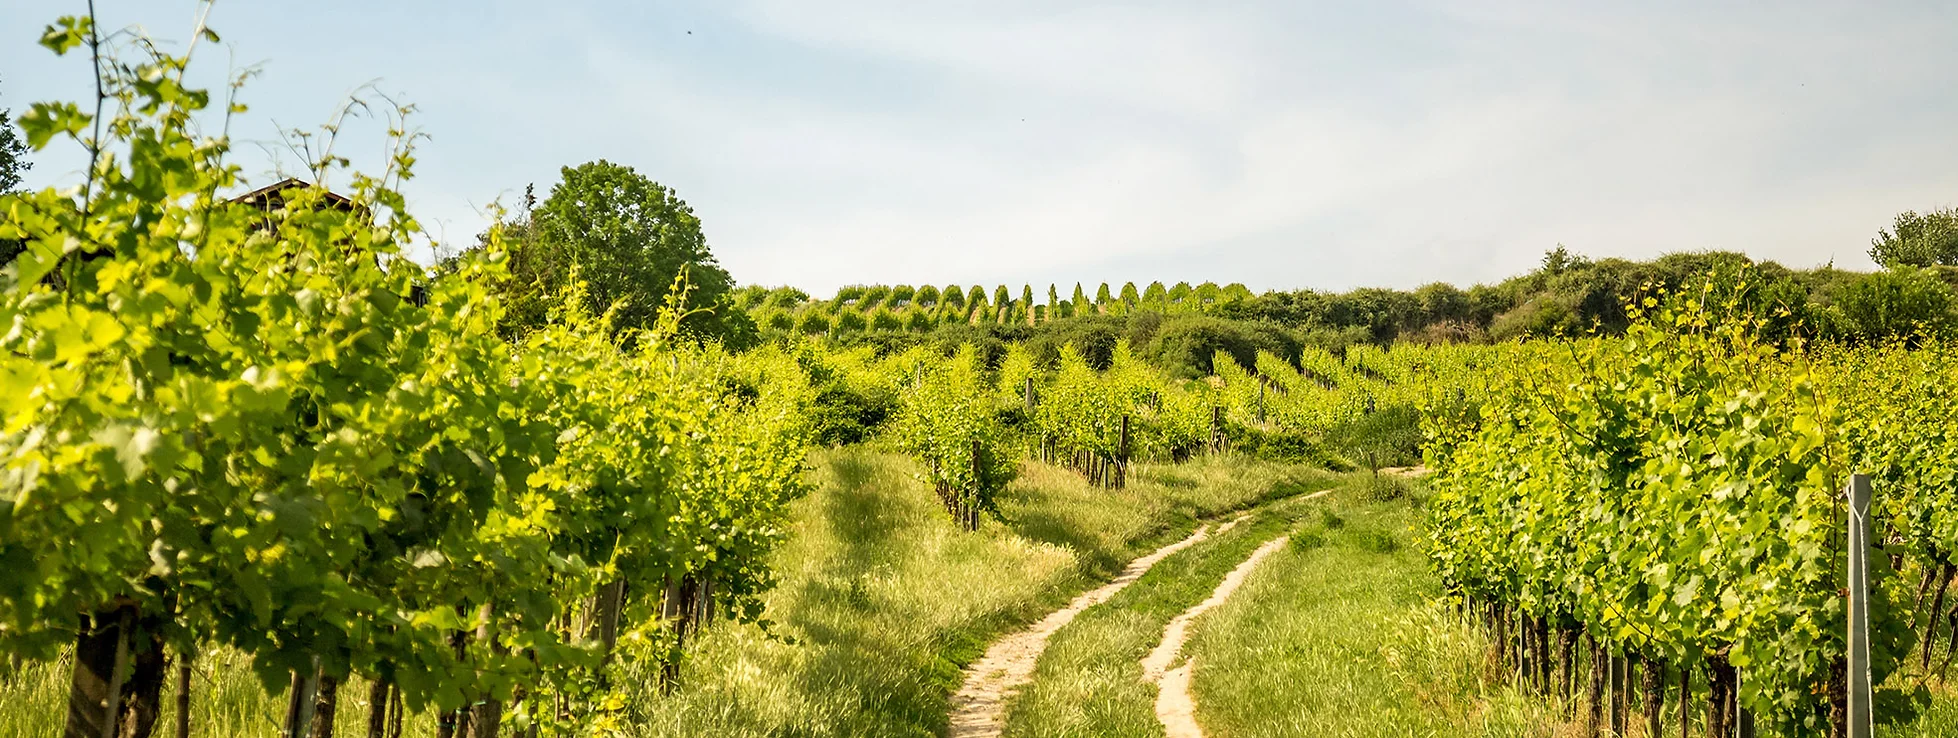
366, 678, 390, 738
175, 652, 193, 738
1678, 667, 1691, 738
1585, 636, 1603, 738
1117, 415, 1131, 489
309, 675, 339, 738
1643, 656, 1664, 738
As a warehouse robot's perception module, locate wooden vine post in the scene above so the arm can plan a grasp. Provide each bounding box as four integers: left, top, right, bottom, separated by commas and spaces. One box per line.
1210, 406, 1224, 454
64, 605, 135, 738
1023, 377, 1035, 411
1847, 473, 1873, 738
1117, 414, 1131, 489
969, 438, 984, 531
285, 660, 321, 738
1257, 382, 1266, 424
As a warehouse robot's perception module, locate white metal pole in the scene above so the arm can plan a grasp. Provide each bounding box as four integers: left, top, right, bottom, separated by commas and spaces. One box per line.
1847, 473, 1872, 738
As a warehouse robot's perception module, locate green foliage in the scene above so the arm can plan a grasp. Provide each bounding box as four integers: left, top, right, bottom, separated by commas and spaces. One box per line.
1145, 315, 1298, 379
1359, 474, 1409, 503
891, 345, 1017, 525
1823, 267, 1955, 345
0, 75, 31, 267
0, 18, 811, 735
795, 346, 897, 446
1425, 284, 1928, 734
1325, 404, 1423, 470
0, 75, 27, 195
1869, 207, 1958, 268
1025, 314, 1125, 369
485, 160, 742, 344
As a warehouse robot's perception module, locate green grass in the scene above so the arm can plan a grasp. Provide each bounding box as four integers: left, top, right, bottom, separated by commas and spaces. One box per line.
1182, 492, 1553, 738
621, 447, 1326, 737
1884, 686, 1958, 737
0, 447, 1322, 738
0, 652, 436, 738
997, 483, 1335, 738
1178, 492, 1958, 738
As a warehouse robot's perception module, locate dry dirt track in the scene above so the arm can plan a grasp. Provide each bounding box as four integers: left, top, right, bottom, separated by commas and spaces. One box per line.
944, 515, 1248, 738
946, 488, 1331, 738
1143, 532, 1293, 738
1142, 488, 1329, 737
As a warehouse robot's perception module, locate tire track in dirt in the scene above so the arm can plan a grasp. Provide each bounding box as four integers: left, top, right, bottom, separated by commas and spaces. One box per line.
946, 514, 1250, 738
1143, 488, 1330, 738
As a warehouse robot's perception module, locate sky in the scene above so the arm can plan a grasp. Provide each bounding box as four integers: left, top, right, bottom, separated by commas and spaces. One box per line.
3, 1, 1955, 296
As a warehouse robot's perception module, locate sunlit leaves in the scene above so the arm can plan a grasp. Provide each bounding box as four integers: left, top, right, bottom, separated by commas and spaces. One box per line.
1424, 285, 1932, 735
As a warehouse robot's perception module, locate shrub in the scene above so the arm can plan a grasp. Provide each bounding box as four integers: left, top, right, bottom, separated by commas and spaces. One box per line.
1362, 474, 1409, 502
1146, 315, 1299, 378
1350, 527, 1401, 554
1324, 403, 1423, 469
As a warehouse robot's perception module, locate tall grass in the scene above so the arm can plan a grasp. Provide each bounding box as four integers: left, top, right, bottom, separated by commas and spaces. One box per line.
620, 447, 1326, 737
1184, 494, 1551, 738
997, 483, 1336, 737
0, 651, 437, 738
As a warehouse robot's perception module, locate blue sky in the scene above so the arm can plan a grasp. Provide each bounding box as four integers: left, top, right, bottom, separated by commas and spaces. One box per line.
3, 1, 1955, 295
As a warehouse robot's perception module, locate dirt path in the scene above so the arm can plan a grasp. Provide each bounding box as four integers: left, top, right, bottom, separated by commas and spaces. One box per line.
1142, 488, 1330, 738
1377, 465, 1432, 478
945, 515, 1250, 738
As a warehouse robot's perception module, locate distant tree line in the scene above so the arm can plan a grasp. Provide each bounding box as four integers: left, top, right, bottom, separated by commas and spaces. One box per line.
731, 214, 1958, 377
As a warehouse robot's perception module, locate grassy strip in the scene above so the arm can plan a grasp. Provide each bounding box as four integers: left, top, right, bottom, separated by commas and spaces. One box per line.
997, 479, 1345, 738
623, 448, 1331, 737
1183, 491, 1548, 737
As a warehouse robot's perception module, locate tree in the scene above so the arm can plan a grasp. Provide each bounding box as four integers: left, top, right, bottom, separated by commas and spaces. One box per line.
967, 285, 989, 324
491, 160, 743, 342
1, 75, 31, 266
1096, 283, 1113, 306
1869, 207, 1958, 267
765, 286, 809, 309
1541, 244, 1590, 276
0, 75, 27, 194
1827, 267, 1955, 344
1167, 281, 1193, 308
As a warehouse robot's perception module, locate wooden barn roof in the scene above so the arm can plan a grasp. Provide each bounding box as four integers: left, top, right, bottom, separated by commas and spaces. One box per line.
230, 177, 358, 212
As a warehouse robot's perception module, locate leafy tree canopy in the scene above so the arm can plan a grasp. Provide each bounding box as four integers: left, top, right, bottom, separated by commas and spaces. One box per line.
1, 75, 32, 267
1869, 207, 1958, 268
479, 160, 750, 345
